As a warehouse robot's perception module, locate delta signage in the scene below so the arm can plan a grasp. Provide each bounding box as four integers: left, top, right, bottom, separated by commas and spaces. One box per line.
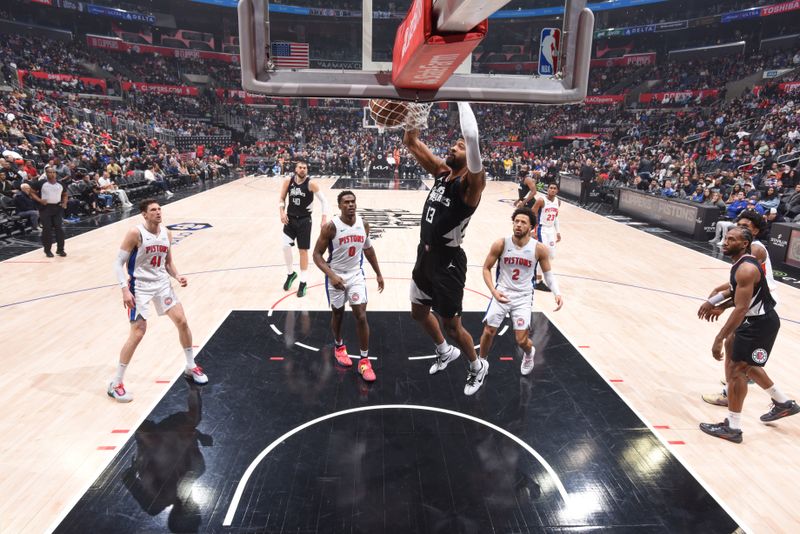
86, 35, 240, 64
121, 82, 198, 96
639, 89, 720, 104
17, 69, 107, 92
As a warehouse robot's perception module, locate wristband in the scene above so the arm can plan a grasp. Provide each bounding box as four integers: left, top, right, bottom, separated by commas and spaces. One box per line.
279, 202, 285, 208
707, 292, 726, 305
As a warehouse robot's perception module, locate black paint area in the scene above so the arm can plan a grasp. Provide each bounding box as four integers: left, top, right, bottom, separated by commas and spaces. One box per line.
57, 311, 737, 533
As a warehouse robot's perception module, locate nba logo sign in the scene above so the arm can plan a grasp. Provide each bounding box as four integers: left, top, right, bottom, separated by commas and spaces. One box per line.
538, 28, 561, 76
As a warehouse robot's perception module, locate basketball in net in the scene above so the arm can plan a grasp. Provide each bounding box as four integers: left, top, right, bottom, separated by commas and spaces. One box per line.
368, 98, 432, 131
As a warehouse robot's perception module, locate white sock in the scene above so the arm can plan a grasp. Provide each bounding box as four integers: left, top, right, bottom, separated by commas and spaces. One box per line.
436, 341, 450, 354
299, 269, 307, 283
114, 363, 127, 385
184, 347, 195, 369
470, 358, 482, 371
727, 411, 742, 430
335, 338, 343, 347
360, 349, 368, 358
283, 246, 294, 274
765, 385, 790, 403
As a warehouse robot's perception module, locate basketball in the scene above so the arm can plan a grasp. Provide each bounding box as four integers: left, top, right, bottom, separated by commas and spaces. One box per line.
369, 99, 409, 128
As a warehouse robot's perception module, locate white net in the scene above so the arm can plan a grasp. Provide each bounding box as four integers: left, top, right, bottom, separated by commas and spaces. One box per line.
367, 99, 433, 132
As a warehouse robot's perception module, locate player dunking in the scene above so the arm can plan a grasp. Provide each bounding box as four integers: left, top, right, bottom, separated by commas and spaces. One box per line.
403, 102, 487, 395
109, 199, 207, 403
279, 161, 329, 297
313, 191, 384, 382
697, 226, 798, 443
479, 207, 563, 380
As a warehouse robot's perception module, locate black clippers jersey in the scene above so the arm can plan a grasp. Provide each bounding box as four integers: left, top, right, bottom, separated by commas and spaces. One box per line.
730, 255, 776, 316
421, 171, 476, 248
287, 176, 313, 217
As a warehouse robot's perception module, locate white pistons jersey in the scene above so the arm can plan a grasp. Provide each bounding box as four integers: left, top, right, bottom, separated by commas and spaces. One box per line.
328, 215, 367, 274
128, 224, 170, 288
539, 196, 560, 228
496, 237, 538, 294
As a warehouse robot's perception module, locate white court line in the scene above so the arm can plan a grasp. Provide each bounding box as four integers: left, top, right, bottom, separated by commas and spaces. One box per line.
347, 355, 378, 361
407, 344, 480, 360
267, 308, 274, 317
498, 325, 509, 336
294, 342, 319, 352
46, 308, 235, 534
269, 324, 282, 335
222, 404, 569, 526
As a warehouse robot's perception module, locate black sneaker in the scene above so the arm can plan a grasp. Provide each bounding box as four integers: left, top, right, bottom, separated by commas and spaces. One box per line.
45, 251, 54, 258
699, 418, 743, 443
297, 281, 307, 298
760, 399, 800, 422
534, 280, 551, 292
283, 271, 297, 291
57, 251, 67, 257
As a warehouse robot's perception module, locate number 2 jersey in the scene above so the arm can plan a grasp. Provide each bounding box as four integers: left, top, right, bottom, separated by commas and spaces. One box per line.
420, 171, 477, 248
495, 236, 538, 296
328, 215, 368, 274
128, 224, 171, 290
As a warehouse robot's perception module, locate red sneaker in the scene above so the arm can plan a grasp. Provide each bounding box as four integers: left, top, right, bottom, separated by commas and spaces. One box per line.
334, 344, 352, 367
358, 358, 376, 382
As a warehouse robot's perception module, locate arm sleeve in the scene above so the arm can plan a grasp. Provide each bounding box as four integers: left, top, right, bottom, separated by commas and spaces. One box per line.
114, 249, 131, 288
542, 270, 560, 296
457, 102, 483, 174
364, 235, 372, 249
316, 190, 329, 215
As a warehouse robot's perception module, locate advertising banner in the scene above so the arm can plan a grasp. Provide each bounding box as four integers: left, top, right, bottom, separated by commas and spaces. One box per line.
121, 82, 198, 96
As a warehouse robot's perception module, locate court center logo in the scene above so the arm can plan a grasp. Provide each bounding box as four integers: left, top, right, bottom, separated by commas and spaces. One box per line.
359, 208, 421, 240
751, 348, 769, 365
167, 222, 213, 246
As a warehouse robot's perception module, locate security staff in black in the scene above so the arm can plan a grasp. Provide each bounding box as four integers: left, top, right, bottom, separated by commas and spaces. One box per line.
404, 102, 491, 397
278, 161, 328, 297
698, 226, 799, 444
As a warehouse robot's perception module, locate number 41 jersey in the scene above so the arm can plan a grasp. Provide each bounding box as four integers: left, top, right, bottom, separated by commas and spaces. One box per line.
328, 215, 367, 273
129, 224, 170, 288
496, 237, 538, 294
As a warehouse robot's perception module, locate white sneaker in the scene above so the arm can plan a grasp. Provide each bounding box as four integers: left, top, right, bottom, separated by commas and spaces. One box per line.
716, 240, 724, 246
464, 359, 489, 396
520, 347, 536, 376
107, 381, 133, 402
165, 191, 175, 198
184, 365, 209, 384
429, 345, 461, 375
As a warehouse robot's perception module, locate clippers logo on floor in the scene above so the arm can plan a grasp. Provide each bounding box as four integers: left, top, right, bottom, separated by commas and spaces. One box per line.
167, 222, 213, 246
538, 28, 561, 76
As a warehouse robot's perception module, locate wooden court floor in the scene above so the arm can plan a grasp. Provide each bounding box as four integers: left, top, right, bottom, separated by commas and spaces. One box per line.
1, 175, 799, 533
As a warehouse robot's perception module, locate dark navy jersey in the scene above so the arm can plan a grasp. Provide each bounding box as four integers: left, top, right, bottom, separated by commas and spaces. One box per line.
287, 176, 313, 217
420, 171, 476, 248
730, 255, 775, 316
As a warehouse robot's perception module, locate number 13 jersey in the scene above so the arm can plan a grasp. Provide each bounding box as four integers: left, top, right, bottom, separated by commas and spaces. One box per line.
328, 215, 367, 274
128, 224, 171, 288
420, 172, 477, 248
496, 237, 538, 295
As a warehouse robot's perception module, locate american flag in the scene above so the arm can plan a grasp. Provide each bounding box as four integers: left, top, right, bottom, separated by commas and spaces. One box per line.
271, 42, 309, 69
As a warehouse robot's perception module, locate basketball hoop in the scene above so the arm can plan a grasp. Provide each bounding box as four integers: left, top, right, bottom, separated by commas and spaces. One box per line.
368, 99, 433, 132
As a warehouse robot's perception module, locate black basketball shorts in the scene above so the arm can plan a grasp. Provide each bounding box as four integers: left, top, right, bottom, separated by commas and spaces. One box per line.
731, 309, 780, 367
283, 215, 312, 250
410, 243, 467, 318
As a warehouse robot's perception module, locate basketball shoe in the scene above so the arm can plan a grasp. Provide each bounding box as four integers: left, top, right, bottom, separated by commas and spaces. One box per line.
358, 358, 376, 382
464, 359, 489, 396
760, 399, 800, 422
334, 344, 353, 367
297, 282, 307, 297
699, 418, 742, 443
107, 381, 133, 403
429, 345, 461, 375
702, 391, 728, 407
283, 272, 297, 291
520, 347, 536, 376
184, 365, 208, 384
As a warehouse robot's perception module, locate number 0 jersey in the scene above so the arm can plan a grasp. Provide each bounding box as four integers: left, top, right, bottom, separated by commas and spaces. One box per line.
328, 215, 368, 273
496, 236, 538, 294
128, 224, 170, 288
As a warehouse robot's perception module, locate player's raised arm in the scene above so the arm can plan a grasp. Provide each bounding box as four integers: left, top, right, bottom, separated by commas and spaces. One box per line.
403, 128, 448, 176
457, 102, 486, 208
